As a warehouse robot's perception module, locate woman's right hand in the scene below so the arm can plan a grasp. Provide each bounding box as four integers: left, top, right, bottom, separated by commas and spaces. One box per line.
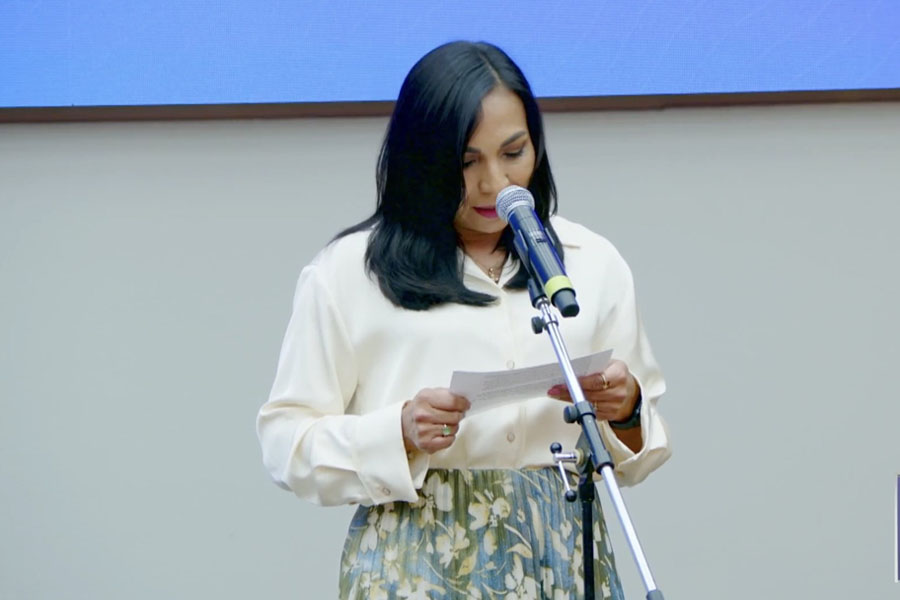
401, 388, 471, 454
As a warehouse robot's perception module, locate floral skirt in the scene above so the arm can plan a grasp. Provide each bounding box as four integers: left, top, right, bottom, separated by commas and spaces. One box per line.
339, 468, 623, 599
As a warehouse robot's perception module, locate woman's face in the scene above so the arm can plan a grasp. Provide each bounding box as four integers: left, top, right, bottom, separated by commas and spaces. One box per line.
454, 86, 536, 240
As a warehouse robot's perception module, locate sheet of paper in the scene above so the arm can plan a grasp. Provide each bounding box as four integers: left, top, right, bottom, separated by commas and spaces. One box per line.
449, 350, 612, 414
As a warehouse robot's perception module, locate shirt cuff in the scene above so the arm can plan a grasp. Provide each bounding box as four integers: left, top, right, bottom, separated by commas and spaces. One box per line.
351, 401, 429, 504
598, 376, 671, 487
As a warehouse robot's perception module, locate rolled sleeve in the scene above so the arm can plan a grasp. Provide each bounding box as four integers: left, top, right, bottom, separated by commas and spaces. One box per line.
594, 245, 672, 486
257, 265, 428, 506
598, 389, 671, 486
351, 401, 430, 504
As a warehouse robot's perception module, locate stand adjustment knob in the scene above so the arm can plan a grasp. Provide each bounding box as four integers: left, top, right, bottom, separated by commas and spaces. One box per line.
550, 442, 578, 503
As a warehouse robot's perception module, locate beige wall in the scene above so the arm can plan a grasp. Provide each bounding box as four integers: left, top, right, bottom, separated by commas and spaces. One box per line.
1, 101, 898, 598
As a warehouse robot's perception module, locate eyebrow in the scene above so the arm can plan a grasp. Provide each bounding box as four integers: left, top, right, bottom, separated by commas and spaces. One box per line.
465, 131, 527, 154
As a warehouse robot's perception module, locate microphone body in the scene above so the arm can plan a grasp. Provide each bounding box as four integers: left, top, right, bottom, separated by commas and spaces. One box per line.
496, 186, 579, 317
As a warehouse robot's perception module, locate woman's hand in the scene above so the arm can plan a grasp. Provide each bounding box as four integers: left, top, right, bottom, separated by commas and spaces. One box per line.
546, 359, 639, 421
401, 388, 471, 454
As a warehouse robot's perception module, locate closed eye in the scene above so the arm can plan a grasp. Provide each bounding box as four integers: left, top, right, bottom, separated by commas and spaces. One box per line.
463, 144, 526, 168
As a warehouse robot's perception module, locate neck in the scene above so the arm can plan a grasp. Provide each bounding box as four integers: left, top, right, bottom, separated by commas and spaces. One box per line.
459, 232, 507, 283
456, 228, 504, 257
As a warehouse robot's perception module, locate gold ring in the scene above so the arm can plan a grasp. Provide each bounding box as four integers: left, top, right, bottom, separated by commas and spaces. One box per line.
441, 424, 452, 436
600, 373, 610, 390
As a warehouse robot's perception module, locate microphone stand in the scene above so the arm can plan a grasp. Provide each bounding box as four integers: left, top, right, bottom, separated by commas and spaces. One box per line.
526, 279, 665, 600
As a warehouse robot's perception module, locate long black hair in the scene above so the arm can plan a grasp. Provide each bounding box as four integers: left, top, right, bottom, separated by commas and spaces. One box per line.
336, 41, 562, 310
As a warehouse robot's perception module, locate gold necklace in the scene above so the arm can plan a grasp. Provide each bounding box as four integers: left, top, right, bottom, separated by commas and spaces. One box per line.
472, 254, 507, 283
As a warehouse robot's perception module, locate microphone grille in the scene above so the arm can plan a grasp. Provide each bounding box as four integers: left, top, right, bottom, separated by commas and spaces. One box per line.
496, 185, 535, 222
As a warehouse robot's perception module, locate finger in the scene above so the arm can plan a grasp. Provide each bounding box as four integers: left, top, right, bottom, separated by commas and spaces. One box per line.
548, 383, 605, 401
548, 374, 603, 395
433, 422, 458, 437
604, 360, 630, 382
418, 407, 465, 425
546, 384, 619, 412
547, 386, 572, 401
408, 395, 464, 423
577, 372, 615, 392
422, 429, 456, 453
548, 380, 602, 399
426, 390, 471, 412
591, 400, 623, 420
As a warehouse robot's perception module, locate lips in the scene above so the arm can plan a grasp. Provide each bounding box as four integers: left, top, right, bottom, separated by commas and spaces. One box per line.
473, 206, 499, 219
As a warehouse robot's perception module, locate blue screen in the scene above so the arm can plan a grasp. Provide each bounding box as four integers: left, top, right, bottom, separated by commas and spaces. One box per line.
2, 0, 899, 108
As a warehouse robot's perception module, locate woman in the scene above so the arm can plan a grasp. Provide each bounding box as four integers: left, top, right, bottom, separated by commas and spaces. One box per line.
257, 41, 670, 599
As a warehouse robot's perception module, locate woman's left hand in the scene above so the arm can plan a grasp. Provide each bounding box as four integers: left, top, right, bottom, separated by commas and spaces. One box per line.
546, 359, 639, 421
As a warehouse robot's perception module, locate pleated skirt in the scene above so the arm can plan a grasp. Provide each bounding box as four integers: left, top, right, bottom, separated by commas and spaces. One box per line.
339, 468, 623, 599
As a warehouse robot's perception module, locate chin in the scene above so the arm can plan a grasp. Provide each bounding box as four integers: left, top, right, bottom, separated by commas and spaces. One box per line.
475, 219, 506, 232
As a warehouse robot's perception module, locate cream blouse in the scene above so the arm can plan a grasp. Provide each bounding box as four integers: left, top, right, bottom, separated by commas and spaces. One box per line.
257, 216, 671, 506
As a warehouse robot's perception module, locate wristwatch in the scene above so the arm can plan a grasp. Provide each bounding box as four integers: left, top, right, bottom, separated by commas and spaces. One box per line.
608, 394, 642, 430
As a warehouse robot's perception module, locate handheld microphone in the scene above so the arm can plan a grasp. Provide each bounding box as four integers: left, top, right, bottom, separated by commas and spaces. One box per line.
496, 185, 579, 317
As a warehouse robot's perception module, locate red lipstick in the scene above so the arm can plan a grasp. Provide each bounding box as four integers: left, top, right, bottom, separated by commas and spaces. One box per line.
473, 206, 498, 219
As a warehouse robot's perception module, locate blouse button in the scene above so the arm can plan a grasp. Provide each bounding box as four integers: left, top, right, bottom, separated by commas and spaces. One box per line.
381, 486, 391, 496
506, 432, 516, 443
506, 360, 515, 369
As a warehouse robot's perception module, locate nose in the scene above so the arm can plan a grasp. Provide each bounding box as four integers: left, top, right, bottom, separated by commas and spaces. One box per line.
477, 160, 509, 197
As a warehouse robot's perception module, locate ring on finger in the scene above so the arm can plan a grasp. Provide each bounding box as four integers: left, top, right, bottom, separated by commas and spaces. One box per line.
441, 424, 452, 437
600, 373, 610, 390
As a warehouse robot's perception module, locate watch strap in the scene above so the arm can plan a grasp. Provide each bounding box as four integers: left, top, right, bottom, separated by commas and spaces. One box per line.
608, 394, 642, 430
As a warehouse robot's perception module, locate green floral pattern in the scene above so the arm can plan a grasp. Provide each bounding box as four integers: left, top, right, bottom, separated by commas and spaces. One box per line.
339, 468, 623, 599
